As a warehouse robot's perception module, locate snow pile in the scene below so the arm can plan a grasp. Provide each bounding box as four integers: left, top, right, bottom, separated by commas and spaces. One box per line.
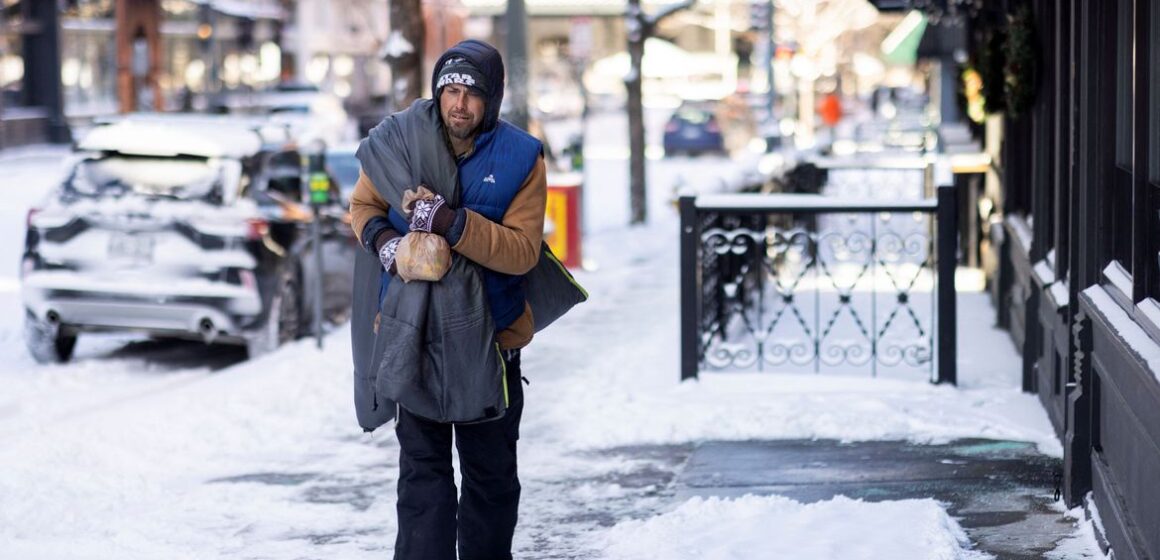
598, 495, 991, 560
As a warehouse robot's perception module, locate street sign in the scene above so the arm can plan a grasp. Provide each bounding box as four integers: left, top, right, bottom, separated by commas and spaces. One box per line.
749, 0, 771, 31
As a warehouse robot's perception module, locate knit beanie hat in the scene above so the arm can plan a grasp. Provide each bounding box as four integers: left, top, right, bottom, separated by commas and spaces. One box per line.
435, 57, 489, 98
431, 40, 505, 132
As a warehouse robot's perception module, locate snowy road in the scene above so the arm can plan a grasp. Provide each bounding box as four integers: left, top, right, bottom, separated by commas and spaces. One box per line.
0, 146, 740, 559
0, 124, 1102, 559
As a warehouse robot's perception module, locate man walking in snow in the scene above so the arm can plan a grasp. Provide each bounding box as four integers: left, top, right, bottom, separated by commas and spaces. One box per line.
348, 39, 548, 560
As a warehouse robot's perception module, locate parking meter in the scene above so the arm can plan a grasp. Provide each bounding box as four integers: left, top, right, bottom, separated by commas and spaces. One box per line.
563, 134, 584, 172
301, 141, 328, 349
308, 153, 331, 207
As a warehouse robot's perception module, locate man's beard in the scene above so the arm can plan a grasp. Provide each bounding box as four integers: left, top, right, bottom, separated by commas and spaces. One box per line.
446, 112, 479, 140
447, 122, 477, 140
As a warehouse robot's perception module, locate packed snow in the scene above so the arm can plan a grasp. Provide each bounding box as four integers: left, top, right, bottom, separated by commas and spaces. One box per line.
0, 142, 1106, 559
599, 495, 990, 560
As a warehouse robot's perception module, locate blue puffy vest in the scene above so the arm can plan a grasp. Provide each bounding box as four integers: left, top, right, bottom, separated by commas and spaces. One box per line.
382, 120, 542, 331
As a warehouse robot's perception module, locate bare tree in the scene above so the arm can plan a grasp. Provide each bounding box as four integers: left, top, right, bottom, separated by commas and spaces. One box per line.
625, 0, 693, 225
383, 0, 425, 111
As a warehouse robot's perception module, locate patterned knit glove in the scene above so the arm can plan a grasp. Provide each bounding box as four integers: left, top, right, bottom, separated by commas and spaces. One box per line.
378, 236, 401, 275
407, 194, 456, 235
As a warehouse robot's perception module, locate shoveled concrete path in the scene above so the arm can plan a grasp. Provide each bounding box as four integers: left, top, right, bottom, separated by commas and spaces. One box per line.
673, 439, 1076, 559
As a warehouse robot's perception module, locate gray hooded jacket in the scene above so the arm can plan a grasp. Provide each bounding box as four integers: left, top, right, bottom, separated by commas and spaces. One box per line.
352, 99, 507, 431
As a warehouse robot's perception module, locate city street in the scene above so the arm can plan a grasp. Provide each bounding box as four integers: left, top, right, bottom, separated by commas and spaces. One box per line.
0, 114, 1104, 558
1, 0, 1154, 556
0, 120, 740, 559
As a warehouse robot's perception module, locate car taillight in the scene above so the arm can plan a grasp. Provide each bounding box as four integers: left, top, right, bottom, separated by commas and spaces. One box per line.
26, 208, 39, 228
706, 120, 720, 134
665, 122, 679, 133
246, 218, 269, 240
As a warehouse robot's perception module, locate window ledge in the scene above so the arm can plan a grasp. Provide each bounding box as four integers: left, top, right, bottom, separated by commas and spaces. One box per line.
1136, 299, 1160, 344
1032, 258, 1056, 287
1102, 261, 1133, 302
1081, 286, 1160, 382
1046, 280, 1069, 310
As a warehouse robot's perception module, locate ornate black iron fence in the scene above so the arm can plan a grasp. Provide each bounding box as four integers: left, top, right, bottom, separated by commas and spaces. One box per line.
679, 173, 957, 384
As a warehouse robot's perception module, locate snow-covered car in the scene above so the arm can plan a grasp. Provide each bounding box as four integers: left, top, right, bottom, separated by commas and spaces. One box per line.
20, 114, 357, 363
220, 83, 357, 147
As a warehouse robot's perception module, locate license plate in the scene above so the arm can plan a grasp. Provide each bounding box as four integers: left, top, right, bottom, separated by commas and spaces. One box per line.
108, 233, 154, 262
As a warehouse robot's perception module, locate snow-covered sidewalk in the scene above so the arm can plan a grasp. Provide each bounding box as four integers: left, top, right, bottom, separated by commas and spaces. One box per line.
0, 152, 1104, 559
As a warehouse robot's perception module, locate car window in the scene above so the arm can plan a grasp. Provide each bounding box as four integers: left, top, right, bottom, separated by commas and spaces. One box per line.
269, 105, 310, 114
266, 167, 303, 202
69, 155, 232, 200
675, 105, 713, 124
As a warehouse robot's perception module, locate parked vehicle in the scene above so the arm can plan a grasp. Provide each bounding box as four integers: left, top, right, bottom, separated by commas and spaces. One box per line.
218, 83, 357, 147
20, 114, 357, 363
663, 100, 726, 157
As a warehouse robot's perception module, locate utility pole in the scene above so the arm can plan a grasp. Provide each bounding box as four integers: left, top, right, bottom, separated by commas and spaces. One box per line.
764, 0, 775, 130
749, 0, 777, 147
383, 0, 424, 111
625, 0, 693, 225
24, 0, 69, 142
505, 0, 529, 131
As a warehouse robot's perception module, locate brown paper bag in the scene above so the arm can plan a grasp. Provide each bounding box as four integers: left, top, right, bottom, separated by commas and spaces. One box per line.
395, 231, 451, 283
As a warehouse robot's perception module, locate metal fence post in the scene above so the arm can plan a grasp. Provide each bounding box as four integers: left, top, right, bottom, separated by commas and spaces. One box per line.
680, 195, 699, 381
1063, 309, 1093, 506
936, 164, 957, 385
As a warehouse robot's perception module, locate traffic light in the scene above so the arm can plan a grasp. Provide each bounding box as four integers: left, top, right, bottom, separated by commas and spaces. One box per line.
749, 0, 771, 31
196, 3, 214, 46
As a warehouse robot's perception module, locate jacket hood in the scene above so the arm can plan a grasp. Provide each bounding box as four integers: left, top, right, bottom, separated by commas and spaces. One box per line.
431, 40, 504, 133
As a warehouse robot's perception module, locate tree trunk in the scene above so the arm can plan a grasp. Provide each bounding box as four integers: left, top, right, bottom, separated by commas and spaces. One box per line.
386, 0, 425, 111
626, 1, 647, 225
505, 0, 529, 131
625, 0, 691, 226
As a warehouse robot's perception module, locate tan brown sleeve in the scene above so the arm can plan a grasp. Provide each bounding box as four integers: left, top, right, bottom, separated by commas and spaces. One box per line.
497, 302, 534, 349
348, 169, 391, 245
451, 155, 547, 275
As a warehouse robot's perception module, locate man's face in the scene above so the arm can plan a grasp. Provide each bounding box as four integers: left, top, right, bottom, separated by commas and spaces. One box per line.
440, 84, 486, 140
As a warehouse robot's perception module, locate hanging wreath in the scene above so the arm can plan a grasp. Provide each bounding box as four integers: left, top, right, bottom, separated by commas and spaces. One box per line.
962, 22, 1007, 121
978, 25, 1007, 115
961, 66, 986, 124
1003, 5, 1038, 118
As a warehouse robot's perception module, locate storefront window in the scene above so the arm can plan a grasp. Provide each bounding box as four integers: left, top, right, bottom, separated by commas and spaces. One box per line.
1111, 0, 1135, 271
61, 0, 114, 19
0, 6, 23, 108
0, 37, 22, 87
161, 0, 199, 21
60, 28, 117, 114
165, 36, 198, 108
1116, 0, 1134, 169
1148, 0, 1160, 299
1151, 0, 1160, 185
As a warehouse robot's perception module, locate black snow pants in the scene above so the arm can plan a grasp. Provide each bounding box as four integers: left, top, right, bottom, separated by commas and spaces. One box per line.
393, 349, 524, 560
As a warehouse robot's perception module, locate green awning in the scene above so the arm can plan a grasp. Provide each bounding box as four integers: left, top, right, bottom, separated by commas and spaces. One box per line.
881, 10, 927, 66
